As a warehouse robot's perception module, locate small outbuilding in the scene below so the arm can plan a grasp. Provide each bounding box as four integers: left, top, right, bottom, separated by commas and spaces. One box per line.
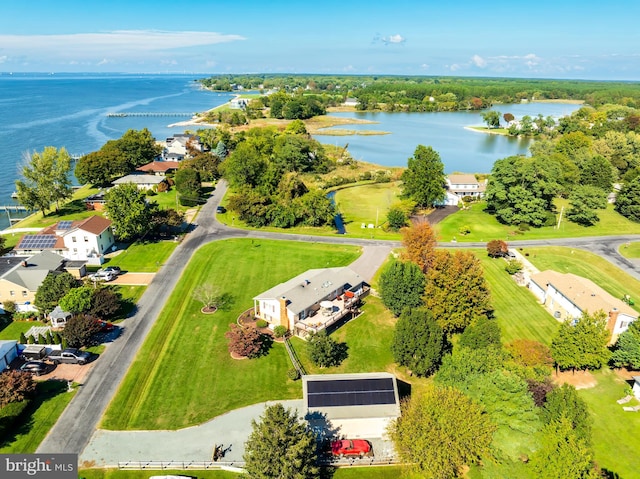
303, 372, 401, 439
48, 305, 72, 329
0, 340, 18, 370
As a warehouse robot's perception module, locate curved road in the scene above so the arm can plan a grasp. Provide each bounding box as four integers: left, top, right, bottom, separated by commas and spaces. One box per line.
37, 180, 640, 457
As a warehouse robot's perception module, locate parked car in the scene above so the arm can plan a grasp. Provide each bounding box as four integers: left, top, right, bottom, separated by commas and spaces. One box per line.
216, 206, 226, 214
47, 348, 91, 365
20, 360, 49, 376
89, 270, 117, 282
97, 320, 115, 331
100, 266, 121, 275
330, 439, 373, 458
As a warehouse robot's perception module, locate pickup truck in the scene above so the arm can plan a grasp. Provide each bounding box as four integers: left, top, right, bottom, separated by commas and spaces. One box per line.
47, 348, 91, 365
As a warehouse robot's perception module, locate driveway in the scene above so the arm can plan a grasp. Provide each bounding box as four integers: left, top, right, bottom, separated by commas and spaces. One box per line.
110, 272, 155, 286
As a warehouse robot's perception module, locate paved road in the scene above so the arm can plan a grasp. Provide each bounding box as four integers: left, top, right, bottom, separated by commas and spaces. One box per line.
37, 179, 640, 457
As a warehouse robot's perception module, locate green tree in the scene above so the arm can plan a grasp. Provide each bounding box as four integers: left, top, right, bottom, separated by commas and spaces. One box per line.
578, 155, 615, 192
392, 308, 445, 377
400, 145, 446, 207
307, 330, 348, 368
175, 167, 202, 205
58, 286, 94, 314
529, 417, 597, 479
566, 185, 608, 226
34, 272, 78, 314
62, 313, 103, 348
244, 403, 319, 479
116, 128, 162, 168
220, 142, 267, 188
88, 286, 121, 318
297, 189, 335, 227
611, 320, 640, 369
391, 385, 495, 479
550, 311, 611, 372
424, 250, 493, 334
386, 206, 408, 231
615, 176, 640, 222
379, 260, 426, 316
458, 317, 502, 350
15, 146, 73, 216
542, 384, 592, 445
482, 110, 501, 128
105, 183, 156, 241
75, 146, 127, 186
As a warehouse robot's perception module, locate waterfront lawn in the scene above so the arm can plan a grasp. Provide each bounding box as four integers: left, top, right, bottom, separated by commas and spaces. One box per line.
436, 200, 640, 242
619, 241, 640, 259
0, 380, 76, 453
479, 253, 559, 344
0, 319, 46, 341
523, 246, 640, 314
577, 369, 640, 478
101, 239, 361, 430
104, 240, 178, 273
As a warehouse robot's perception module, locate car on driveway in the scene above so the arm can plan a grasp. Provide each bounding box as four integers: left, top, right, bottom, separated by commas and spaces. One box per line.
101, 266, 121, 275
330, 439, 373, 458
89, 270, 117, 282
216, 206, 226, 214
20, 360, 49, 376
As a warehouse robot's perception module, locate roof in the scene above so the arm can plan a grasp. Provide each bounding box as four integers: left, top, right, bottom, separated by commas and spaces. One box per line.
71, 215, 112, 235
0, 340, 17, 354
113, 174, 166, 185
254, 267, 367, 315
16, 234, 64, 251
303, 373, 401, 420
1, 251, 65, 291
530, 270, 637, 318
49, 305, 71, 320
448, 174, 479, 185
0, 256, 29, 276
137, 161, 180, 173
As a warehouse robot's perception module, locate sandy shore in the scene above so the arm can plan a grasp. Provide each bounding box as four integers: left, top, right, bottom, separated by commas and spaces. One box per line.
464, 126, 509, 136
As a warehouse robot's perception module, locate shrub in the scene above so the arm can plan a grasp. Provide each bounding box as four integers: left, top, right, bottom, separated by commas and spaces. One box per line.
256, 319, 268, 328
486, 239, 508, 258
225, 324, 267, 359
19, 332, 27, 344
458, 225, 471, 235
274, 325, 288, 338
157, 181, 169, 193
0, 400, 30, 437
13, 312, 36, 321
2, 301, 16, 315
505, 260, 523, 275
287, 368, 300, 381
145, 189, 157, 196
308, 331, 348, 368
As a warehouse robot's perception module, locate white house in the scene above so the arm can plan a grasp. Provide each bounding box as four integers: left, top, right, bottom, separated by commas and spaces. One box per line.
161, 133, 203, 160
112, 174, 166, 190
303, 373, 401, 439
528, 270, 637, 340
446, 174, 487, 201
343, 98, 358, 107
14, 216, 115, 265
253, 267, 369, 336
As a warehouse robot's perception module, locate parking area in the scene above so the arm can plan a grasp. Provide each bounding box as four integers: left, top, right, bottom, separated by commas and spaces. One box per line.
10, 357, 96, 384
110, 272, 155, 285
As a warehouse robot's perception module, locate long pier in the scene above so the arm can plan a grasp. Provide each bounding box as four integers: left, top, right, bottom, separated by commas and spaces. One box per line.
106, 112, 196, 118
0, 205, 31, 224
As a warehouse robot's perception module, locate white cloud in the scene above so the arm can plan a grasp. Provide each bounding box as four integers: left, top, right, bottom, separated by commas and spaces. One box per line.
0, 55, 7, 64
387, 34, 405, 44
373, 33, 406, 45
420, 63, 430, 70
96, 58, 110, 66
471, 54, 487, 68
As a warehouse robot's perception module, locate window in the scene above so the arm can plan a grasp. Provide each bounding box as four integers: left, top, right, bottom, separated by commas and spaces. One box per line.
22, 291, 27, 297
72, 236, 77, 242
9, 291, 14, 296
84, 236, 89, 242
73, 248, 77, 253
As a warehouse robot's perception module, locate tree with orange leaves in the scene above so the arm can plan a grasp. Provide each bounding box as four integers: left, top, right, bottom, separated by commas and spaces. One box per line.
401, 220, 437, 273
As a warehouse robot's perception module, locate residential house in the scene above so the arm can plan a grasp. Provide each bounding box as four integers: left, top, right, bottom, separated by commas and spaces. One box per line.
136, 161, 180, 176
14, 216, 114, 265
253, 267, 369, 336
230, 97, 248, 109
112, 174, 166, 190
303, 372, 401, 440
0, 251, 66, 311
528, 270, 637, 341
84, 191, 107, 211
162, 133, 203, 161
343, 98, 358, 107
633, 376, 640, 399
444, 174, 487, 205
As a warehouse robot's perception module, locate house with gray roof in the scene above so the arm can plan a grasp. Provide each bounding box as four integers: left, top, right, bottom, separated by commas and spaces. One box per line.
253, 267, 369, 336
112, 174, 166, 190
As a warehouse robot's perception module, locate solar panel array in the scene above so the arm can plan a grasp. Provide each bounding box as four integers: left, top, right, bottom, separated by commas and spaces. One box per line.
17, 235, 58, 250
307, 378, 396, 408
57, 220, 73, 230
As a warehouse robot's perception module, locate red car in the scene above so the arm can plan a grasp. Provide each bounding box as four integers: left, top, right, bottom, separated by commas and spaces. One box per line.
330, 439, 373, 458
97, 320, 115, 331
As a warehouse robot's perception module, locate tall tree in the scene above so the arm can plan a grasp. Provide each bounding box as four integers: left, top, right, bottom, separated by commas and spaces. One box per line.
34, 272, 78, 314
62, 314, 103, 348
542, 384, 592, 445
105, 183, 156, 241
566, 185, 607, 226
482, 110, 501, 128
392, 308, 445, 377
0, 370, 36, 407
400, 145, 446, 207
424, 250, 493, 334
458, 317, 502, 350
615, 176, 640, 222
15, 146, 73, 216
307, 330, 348, 368
550, 311, 611, 372
244, 403, 319, 479
379, 260, 426, 316
401, 220, 437, 273
611, 320, 640, 369
391, 385, 495, 479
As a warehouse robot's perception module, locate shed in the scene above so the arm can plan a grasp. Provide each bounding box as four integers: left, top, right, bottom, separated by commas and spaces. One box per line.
48, 306, 72, 329
0, 340, 18, 370
303, 372, 401, 439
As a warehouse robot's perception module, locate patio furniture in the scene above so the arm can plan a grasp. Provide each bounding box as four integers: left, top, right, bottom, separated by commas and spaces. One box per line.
622, 405, 640, 412
617, 395, 633, 404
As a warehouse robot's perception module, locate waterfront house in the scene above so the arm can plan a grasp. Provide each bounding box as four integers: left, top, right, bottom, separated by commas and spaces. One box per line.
446, 174, 486, 202
136, 161, 180, 176
112, 174, 166, 191
253, 267, 369, 336
528, 270, 637, 341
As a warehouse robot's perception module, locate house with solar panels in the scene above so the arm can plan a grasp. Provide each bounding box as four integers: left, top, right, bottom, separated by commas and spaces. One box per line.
252, 267, 370, 336
14, 216, 114, 265
0, 251, 66, 311
303, 373, 401, 439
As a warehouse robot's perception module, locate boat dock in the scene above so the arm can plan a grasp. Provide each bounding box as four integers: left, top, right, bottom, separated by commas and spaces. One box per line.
106, 112, 196, 118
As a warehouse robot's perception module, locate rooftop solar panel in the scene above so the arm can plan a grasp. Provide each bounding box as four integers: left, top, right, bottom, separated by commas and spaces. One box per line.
57, 220, 72, 230
307, 378, 396, 408
17, 235, 57, 249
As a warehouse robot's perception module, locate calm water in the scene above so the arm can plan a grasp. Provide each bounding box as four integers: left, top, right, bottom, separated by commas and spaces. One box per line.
316, 102, 582, 173
0, 73, 233, 228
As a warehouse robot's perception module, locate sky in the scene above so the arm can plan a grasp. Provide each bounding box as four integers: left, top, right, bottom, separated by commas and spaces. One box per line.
1, 0, 639, 80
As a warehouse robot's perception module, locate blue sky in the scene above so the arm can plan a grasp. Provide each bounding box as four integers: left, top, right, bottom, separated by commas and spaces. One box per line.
2, 0, 639, 80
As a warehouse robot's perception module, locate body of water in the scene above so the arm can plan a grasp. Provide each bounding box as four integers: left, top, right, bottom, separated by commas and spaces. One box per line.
0, 73, 234, 228
316, 102, 582, 173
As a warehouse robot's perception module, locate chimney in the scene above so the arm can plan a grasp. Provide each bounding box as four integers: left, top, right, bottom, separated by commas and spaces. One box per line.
278, 296, 289, 331
607, 308, 619, 335
20, 260, 27, 267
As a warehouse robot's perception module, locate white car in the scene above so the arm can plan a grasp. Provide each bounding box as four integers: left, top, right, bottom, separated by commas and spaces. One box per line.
89, 270, 117, 282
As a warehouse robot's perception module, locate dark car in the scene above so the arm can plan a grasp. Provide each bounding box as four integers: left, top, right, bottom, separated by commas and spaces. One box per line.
216, 206, 226, 214
20, 361, 49, 376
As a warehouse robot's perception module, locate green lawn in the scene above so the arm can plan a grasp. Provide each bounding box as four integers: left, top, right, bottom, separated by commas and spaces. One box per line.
479, 253, 560, 345
523, 246, 640, 314
0, 319, 45, 341
618, 241, 640, 259
435, 199, 640, 242
101, 239, 361, 430
104, 240, 178, 273
577, 369, 640, 478
0, 380, 76, 453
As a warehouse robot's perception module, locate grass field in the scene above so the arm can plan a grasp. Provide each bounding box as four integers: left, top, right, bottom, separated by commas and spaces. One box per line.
522, 246, 640, 314
618, 241, 640, 258
101, 239, 361, 430
0, 319, 45, 341
104, 240, 178, 273
478, 253, 560, 344
0, 380, 76, 453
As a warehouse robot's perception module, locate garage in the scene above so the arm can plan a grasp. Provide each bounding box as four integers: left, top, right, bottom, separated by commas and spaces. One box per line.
302, 372, 401, 440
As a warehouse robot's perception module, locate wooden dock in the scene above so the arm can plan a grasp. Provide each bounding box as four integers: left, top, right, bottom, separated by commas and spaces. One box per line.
106, 112, 196, 118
